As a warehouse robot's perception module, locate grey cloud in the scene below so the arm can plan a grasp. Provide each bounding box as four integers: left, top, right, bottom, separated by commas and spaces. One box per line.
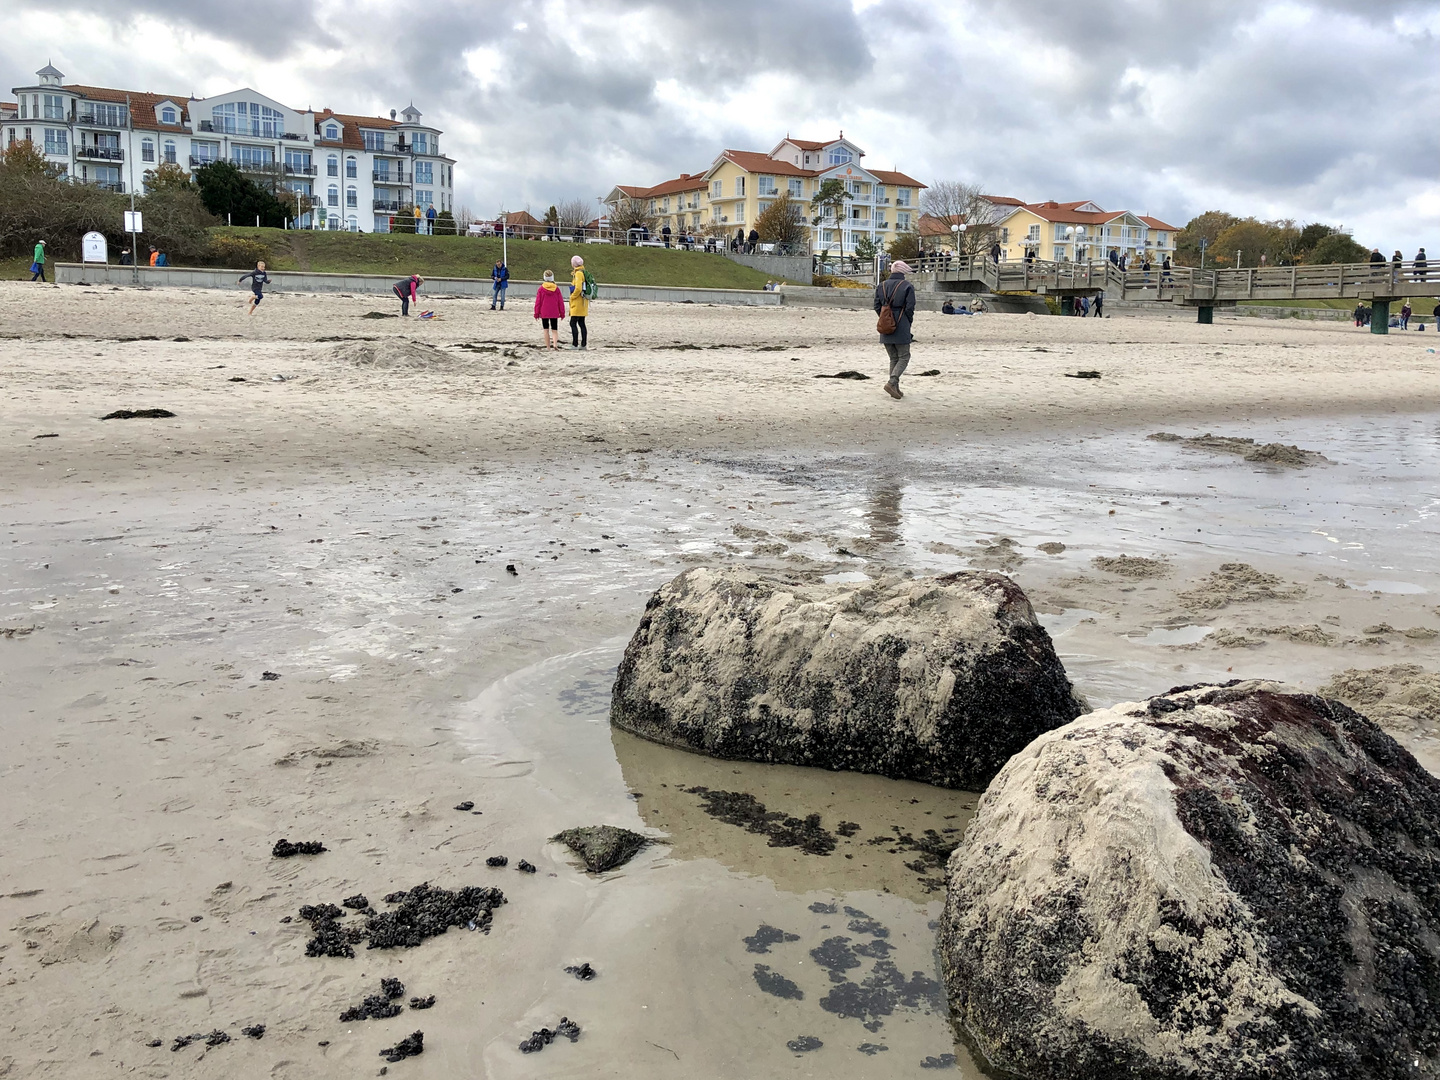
9, 0, 335, 56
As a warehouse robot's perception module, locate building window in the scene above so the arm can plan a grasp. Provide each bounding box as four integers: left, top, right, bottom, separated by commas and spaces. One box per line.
347, 216, 358, 232
82, 102, 128, 127
363, 130, 384, 151
345, 156, 357, 179
213, 101, 283, 138
141, 138, 155, 162
735, 202, 745, 223
416, 189, 433, 206
44, 128, 68, 155
757, 175, 776, 196
1027, 224, 1040, 242
897, 212, 911, 231
412, 133, 429, 154
163, 140, 176, 164
788, 178, 802, 197
232, 145, 274, 169
192, 141, 219, 164
43, 94, 65, 120
711, 180, 722, 199
1000, 227, 1009, 243
327, 185, 339, 207
1053, 246, 1066, 261
895, 189, 911, 207
346, 186, 357, 207
327, 155, 338, 177
161, 106, 177, 124
325, 124, 339, 140
826, 148, 852, 166
414, 161, 433, 184
734, 176, 745, 197
374, 214, 391, 233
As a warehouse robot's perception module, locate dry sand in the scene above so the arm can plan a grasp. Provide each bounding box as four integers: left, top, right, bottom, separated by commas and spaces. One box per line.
3, 280, 1440, 1078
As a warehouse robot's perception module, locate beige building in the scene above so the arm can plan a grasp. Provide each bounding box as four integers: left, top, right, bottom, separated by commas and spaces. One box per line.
992, 200, 1180, 263
607, 134, 924, 254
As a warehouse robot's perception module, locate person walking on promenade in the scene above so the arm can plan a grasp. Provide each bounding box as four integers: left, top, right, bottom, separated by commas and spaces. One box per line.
734, 227, 744, 252
491, 260, 509, 309
662, 223, 672, 248
1393, 249, 1404, 289
426, 204, 437, 234
748, 228, 759, 254
874, 259, 916, 400
568, 255, 591, 349
1370, 246, 1386, 285
1401, 301, 1412, 330
989, 239, 1001, 264
29, 239, 46, 282
1161, 255, 1173, 286
534, 270, 565, 349
237, 260, 270, 316
1415, 248, 1428, 282
393, 273, 423, 316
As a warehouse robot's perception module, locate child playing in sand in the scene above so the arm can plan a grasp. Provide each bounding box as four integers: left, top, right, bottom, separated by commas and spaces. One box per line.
237, 261, 270, 315
534, 270, 565, 349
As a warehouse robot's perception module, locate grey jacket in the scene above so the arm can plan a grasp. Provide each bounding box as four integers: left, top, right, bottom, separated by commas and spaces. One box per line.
874, 273, 916, 344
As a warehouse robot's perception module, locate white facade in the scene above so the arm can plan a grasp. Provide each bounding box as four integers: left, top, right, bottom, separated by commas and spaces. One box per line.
5, 65, 456, 233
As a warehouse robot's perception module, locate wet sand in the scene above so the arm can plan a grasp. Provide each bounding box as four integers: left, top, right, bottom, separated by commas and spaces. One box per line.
2, 281, 1440, 1078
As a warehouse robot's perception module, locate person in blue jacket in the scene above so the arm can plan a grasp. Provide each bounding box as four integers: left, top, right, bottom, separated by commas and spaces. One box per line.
238, 260, 270, 315
491, 260, 509, 310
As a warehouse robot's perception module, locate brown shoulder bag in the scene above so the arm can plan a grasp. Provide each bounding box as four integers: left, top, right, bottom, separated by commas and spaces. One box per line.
876, 280, 899, 335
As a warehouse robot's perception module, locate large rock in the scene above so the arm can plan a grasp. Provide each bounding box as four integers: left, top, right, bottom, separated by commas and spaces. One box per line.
940, 680, 1440, 1080
609, 568, 1085, 789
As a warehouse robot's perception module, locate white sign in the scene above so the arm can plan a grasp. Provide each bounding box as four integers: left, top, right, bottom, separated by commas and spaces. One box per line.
123, 210, 143, 233
82, 231, 108, 264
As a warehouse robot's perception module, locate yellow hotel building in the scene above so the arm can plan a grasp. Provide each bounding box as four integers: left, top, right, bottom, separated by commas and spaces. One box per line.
606, 134, 925, 255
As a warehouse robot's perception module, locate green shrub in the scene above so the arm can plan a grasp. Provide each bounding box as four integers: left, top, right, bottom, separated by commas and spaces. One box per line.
206, 232, 271, 268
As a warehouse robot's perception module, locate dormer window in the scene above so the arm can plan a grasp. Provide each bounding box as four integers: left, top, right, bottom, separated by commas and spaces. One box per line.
161, 106, 177, 124
325, 124, 339, 140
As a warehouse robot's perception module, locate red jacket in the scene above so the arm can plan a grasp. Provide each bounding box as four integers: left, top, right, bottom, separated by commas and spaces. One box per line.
533, 282, 565, 319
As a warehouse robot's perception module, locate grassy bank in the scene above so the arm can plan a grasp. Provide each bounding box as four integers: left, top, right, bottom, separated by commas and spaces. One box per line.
215, 228, 777, 290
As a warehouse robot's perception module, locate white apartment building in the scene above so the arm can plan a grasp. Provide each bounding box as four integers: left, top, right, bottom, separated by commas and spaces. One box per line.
5, 63, 456, 232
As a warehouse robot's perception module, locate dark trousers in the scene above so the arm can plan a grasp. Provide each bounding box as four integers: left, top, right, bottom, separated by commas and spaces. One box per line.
31, 263, 46, 282
394, 286, 409, 315
883, 342, 910, 383
570, 316, 587, 346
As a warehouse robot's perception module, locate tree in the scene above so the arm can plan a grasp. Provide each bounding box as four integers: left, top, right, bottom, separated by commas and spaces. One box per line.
193, 161, 287, 228
608, 195, 656, 237
853, 235, 880, 261
809, 178, 852, 244
138, 179, 219, 263
920, 180, 1001, 256
556, 198, 594, 232
1305, 231, 1370, 265
0, 140, 124, 259
755, 191, 808, 251
454, 204, 477, 230
886, 230, 922, 261
435, 209, 456, 235
1176, 210, 1238, 266
544, 204, 559, 228
143, 161, 194, 194
1212, 218, 1293, 268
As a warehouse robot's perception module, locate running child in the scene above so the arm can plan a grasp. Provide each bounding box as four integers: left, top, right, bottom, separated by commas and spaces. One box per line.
238, 261, 270, 315
534, 270, 565, 349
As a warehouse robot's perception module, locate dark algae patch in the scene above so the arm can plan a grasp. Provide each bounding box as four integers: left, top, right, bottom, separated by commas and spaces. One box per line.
552, 825, 649, 872
787, 1036, 823, 1052
921, 1053, 958, 1068
272, 838, 326, 857
518, 1017, 581, 1054
744, 924, 800, 953
685, 788, 837, 855
565, 962, 597, 980
101, 408, 176, 419
240, 1024, 265, 1039
867, 824, 962, 892
379, 1031, 424, 1062
298, 882, 506, 958
754, 964, 805, 1000
340, 977, 405, 1022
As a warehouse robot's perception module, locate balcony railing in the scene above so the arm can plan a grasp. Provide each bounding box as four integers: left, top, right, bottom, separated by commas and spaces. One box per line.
284, 163, 318, 176
77, 110, 129, 129
189, 155, 219, 168
81, 179, 125, 193
374, 200, 403, 212
373, 172, 409, 184
231, 158, 279, 173
76, 146, 124, 161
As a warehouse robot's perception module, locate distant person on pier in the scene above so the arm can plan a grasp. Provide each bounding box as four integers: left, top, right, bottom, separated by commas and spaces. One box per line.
989, 240, 1001, 264
1414, 248, 1428, 282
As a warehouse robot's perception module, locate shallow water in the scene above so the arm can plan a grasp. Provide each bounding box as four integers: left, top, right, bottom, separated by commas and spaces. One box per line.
6, 411, 1440, 1075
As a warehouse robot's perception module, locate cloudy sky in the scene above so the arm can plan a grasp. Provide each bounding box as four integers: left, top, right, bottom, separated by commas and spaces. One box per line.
7, 0, 1439, 247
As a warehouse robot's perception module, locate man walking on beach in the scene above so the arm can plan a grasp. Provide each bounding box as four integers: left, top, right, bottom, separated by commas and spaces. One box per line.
874, 260, 916, 400
29, 239, 46, 282
491, 260, 509, 309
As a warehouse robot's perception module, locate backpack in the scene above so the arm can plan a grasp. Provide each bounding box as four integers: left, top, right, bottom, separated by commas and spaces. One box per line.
581, 268, 598, 300
876, 280, 901, 335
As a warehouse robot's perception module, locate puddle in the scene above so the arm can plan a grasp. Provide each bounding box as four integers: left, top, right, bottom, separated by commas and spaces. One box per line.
1358, 580, 1429, 594
1038, 608, 1104, 637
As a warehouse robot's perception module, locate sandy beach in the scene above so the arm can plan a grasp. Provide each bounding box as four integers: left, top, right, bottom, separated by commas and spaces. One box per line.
3, 279, 1440, 1078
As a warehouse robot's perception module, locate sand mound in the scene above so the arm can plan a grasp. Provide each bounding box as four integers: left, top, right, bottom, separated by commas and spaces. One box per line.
1092, 554, 1168, 578
328, 340, 453, 369
1148, 432, 1328, 467
1178, 563, 1305, 609
1319, 664, 1440, 735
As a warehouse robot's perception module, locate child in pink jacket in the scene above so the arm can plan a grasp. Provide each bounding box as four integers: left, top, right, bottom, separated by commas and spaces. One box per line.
533, 270, 565, 349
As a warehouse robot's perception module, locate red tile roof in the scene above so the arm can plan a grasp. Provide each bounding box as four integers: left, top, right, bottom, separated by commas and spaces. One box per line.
870, 168, 925, 189
1139, 215, 1180, 232
65, 84, 190, 133
785, 138, 832, 151
644, 172, 708, 197
315, 109, 366, 150
982, 194, 1025, 206
718, 149, 818, 177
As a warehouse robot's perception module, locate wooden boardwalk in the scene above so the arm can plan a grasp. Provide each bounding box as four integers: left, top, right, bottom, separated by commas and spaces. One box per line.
910, 254, 1436, 329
